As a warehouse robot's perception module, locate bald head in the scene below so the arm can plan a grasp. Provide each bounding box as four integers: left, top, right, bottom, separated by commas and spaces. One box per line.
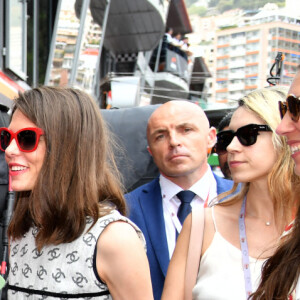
147, 101, 210, 143
146, 100, 216, 188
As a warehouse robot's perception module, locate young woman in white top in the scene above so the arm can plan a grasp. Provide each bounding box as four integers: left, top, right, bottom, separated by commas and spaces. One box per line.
251, 66, 300, 299
161, 86, 300, 300
3, 87, 153, 299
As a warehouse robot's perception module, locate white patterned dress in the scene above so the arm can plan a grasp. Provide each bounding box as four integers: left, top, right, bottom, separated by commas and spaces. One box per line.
7, 210, 145, 299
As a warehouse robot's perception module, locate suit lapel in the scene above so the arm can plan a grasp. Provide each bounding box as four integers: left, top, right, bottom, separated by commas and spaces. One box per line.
140, 178, 170, 276
213, 172, 233, 194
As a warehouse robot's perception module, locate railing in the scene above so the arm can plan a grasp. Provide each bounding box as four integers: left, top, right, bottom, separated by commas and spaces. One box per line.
149, 40, 190, 82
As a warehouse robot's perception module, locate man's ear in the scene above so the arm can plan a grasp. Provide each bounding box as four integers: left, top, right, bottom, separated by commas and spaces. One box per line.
147, 146, 153, 156
207, 127, 217, 149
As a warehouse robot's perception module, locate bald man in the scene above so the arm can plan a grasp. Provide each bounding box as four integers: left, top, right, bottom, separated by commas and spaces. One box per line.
125, 101, 234, 300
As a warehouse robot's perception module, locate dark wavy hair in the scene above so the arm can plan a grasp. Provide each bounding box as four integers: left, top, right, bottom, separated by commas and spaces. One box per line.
8, 86, 126, 251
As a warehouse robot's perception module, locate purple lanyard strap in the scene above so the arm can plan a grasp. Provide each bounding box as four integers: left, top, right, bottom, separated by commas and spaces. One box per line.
239, 196, 252, 298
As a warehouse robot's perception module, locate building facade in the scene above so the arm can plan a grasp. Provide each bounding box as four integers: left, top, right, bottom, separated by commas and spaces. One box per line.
213, 14, 300, 103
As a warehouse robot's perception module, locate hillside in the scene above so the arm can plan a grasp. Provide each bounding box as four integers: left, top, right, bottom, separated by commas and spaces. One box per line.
187, 0, 285, 15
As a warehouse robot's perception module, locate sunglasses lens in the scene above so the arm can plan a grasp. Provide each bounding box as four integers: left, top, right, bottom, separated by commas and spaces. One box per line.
287, 96, 300, 122
17, 130, 37, 151
237, 126, 257, 146
216, 131, 233, 154
278, 101, 287, 119
0, 130, 11, 150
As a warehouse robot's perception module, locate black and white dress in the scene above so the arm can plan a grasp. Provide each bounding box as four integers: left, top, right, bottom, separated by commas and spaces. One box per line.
7, 210, 145, 299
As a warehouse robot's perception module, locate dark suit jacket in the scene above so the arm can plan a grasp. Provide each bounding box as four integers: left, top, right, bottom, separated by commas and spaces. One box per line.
125, 173, 234, 300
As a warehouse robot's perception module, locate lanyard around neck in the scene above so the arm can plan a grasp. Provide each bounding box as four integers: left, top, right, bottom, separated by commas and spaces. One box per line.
239, 196, 252, 298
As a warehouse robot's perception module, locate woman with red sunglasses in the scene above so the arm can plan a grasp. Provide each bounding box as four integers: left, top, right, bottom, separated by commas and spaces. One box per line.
162, 86, 300, 300
251, 66, 300, 299
3, 87, 153, 299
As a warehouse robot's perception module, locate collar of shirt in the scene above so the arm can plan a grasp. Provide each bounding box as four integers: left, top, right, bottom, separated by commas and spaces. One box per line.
159, 165, 217, 207
159, 165, 217, 258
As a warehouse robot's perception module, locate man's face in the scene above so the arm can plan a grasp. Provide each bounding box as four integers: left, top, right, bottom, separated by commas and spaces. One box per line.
147, 102, 216, 185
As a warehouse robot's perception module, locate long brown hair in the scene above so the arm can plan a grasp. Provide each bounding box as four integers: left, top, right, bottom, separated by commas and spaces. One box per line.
8, 86, 126, 250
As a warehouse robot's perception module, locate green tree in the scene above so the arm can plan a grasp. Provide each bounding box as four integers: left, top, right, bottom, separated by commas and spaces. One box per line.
209, 0, 219, 7
185, 0, 199, 7
208, 0, 285, 11
188, 5, 207, 16
218, 0, 234, 12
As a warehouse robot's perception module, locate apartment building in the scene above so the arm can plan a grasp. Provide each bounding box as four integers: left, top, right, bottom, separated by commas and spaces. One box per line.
188, 9, 245, 103
213, 12, 300, 103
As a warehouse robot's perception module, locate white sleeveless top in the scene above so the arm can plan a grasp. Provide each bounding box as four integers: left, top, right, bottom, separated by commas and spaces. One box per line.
7, 210, 145, 299
296, 275, 300, 299
192, 207, 266, 300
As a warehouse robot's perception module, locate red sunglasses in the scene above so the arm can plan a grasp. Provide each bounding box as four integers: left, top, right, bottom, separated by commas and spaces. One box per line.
0, 127, 44, 152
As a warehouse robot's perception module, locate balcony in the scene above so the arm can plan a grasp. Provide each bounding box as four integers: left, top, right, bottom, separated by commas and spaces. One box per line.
228, 82, 245, 92
151, 72, 189, 104
230, 37, 246, 46
230, 49, 246, 57
150, 47, 190, 104
228, 72, 245, 79
229, 61, 245, 69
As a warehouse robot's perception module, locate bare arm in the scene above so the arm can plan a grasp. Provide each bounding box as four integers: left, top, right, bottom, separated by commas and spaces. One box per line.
97, 221, 154, 300
161, 213, 192, 300
162, 208, 215, 300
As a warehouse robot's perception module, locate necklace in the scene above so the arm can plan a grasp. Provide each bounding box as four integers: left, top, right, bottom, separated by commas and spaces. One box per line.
244, 209, 272, 226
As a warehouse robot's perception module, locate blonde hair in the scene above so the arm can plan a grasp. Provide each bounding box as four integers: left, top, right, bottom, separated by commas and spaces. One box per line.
217, 86, 299, 229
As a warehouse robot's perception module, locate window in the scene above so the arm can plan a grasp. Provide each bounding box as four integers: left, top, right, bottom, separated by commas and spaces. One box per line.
231, 32, 245, 39
5, 0, 27, 79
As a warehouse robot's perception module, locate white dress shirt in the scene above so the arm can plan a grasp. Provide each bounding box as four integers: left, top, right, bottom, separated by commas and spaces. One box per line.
164, 33, 173, 43
160, 165, 217, 258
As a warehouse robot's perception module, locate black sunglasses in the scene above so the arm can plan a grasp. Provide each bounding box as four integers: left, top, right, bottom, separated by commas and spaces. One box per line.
215, 124, 272, 155
279, 94, 300, 122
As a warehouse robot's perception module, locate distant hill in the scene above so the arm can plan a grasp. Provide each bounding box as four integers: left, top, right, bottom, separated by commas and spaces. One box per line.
186, 0, 285, 15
